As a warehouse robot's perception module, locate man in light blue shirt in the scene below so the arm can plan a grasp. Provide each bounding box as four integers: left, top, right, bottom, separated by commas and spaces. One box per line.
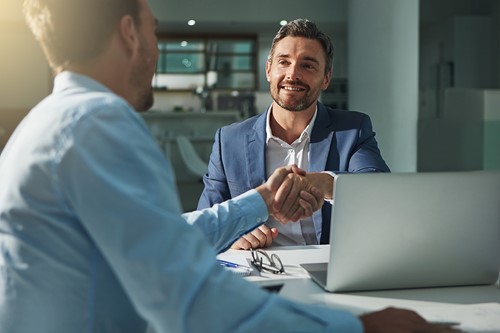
0, 0, 455, 332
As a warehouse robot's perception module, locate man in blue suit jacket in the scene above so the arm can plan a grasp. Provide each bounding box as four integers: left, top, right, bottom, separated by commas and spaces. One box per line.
198, 19, 389, 248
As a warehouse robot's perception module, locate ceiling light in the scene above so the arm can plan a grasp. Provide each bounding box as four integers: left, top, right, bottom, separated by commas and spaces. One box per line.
280, 20, 288, 26
187, 20, 196, 26
180, 41, 188, 47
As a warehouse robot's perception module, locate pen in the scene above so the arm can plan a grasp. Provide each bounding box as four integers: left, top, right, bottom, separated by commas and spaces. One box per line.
218, 260, 251, 271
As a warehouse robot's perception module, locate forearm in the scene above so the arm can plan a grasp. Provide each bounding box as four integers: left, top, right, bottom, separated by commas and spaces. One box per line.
184, 190, 268, 253
186, 271, 363, 333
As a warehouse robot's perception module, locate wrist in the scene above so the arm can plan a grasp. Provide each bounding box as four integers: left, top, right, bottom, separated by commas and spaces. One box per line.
255, 183, 274, 213
306, 172, 334, 200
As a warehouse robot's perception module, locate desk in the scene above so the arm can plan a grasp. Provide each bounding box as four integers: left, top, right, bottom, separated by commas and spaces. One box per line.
220, 245, 500, 333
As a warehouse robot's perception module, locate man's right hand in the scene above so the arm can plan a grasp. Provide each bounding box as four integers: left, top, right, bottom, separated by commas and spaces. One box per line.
360, 307, 464, 333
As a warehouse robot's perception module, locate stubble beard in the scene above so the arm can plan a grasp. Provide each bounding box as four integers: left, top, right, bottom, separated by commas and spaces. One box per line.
271, 85, 316, 112
132, 44, 155, 112
136, 86, 154, 112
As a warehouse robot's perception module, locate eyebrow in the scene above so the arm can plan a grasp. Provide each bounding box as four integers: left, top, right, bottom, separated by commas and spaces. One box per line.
276, 53, 321, 65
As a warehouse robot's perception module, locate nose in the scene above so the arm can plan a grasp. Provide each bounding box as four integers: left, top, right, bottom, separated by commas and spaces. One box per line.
286, 63, 302, 81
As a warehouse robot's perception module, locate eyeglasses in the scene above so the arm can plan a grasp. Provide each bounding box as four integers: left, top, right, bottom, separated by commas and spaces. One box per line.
250, 249, 285, 274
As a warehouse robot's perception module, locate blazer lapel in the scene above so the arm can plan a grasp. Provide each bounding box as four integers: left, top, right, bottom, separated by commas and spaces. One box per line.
310, 103, 335, 244
246, 112, 268, 188
310, 103, 334, 172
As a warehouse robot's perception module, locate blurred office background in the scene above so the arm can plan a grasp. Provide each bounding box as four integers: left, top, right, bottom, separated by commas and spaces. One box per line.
1, 0, 499, 211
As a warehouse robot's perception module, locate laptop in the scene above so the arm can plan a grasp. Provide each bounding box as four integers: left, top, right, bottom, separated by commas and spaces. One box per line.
301, 171, 500, 292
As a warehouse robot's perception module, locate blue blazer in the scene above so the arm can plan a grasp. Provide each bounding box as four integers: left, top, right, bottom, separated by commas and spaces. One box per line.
198, 102, 390, 244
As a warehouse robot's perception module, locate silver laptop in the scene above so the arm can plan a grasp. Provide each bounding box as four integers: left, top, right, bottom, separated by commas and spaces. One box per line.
301, 171, 500, 292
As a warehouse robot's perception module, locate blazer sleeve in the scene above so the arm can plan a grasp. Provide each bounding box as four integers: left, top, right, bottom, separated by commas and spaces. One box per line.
348, 114, 390, 173
197, 128, 232, 209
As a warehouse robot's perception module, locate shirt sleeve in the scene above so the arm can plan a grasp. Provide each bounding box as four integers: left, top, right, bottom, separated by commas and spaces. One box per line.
57, 105, 363, 333
182, 189, 268, 253
321, 171, 337, 204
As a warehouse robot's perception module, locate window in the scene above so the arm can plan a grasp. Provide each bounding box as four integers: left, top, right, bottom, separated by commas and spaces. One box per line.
154, 35, 257, 91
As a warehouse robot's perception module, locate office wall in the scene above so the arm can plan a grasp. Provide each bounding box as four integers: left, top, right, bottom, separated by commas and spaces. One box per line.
495, 1, 500, 87
348, 0, 419, 172
418, 88, 500, 172
484, 90, 500, 169
418, 12, 499, 171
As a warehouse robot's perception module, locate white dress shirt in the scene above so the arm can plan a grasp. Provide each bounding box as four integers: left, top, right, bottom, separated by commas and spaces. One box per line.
265, 107, 320, 245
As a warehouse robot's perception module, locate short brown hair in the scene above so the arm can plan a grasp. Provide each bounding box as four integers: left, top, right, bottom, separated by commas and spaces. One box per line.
268, 19, 334, 75
23, 0, 140, 70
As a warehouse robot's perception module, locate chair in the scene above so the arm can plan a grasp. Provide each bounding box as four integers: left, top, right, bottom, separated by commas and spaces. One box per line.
175, 136, 208, 178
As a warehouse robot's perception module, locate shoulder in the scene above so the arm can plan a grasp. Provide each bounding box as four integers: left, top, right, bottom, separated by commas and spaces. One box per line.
320, 103, 369, 121
218, 112, 265, 135
316, 103, 371, 130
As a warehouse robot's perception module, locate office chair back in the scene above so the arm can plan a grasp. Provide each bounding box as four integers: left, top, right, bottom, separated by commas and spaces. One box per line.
175, 136, 208, 178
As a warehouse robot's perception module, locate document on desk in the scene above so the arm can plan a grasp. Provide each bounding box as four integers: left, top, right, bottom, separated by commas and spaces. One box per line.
216, 252, 253, 277
416, 302, 500, 333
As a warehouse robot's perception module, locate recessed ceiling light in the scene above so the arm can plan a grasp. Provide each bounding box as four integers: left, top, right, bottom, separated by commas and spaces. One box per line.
180, 41, 188, 47
280, 20, 288, 26
187, 19, 196, 26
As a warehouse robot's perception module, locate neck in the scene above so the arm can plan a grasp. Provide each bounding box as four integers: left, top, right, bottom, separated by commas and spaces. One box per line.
64, 36, 133, 108
269, 102, 316, 144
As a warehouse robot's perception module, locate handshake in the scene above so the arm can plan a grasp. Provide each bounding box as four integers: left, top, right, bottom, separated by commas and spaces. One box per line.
233, 165, 334, 250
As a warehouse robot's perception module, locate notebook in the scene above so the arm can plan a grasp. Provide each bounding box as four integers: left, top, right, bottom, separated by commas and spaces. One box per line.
301, 171, 500, 292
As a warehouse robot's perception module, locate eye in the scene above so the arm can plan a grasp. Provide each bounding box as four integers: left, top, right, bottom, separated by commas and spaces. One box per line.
303, 63, 316, 70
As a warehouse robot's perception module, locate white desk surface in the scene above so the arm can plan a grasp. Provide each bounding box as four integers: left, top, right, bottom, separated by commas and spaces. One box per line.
220, 245, 500, 333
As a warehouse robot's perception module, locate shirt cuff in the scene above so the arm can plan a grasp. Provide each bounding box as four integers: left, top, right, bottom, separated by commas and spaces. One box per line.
320, 171, 337, 204
233, 189, 269, 224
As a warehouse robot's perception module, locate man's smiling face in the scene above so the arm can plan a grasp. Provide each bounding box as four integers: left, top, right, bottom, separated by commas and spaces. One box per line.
266, 36, 331, 112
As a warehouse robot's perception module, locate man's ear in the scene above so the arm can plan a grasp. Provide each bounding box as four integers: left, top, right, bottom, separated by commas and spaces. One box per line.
321, 69, 332, 90
265, 60, 271, 82
118, 15, 139, 55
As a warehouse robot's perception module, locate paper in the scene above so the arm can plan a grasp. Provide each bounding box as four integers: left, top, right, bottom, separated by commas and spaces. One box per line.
319, 294, 500, 333
416, 302, 500, 333
216, 253, 253, 277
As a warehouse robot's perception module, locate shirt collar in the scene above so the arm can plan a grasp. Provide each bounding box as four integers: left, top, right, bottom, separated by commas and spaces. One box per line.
265, 105, 318, 145
53, 71, 112, 94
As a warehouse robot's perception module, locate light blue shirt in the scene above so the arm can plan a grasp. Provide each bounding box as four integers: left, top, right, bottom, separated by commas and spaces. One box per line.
0, 72, 362, 333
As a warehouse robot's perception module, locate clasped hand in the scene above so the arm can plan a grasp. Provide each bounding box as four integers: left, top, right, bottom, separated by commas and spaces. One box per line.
267, 165, 324, 223
234, 165, 325, 250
